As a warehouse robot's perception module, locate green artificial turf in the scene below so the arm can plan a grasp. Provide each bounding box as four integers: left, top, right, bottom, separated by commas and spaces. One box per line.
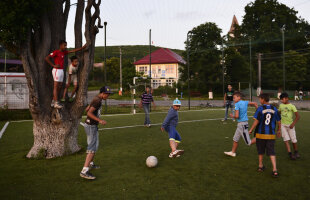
0, 109, 309, 200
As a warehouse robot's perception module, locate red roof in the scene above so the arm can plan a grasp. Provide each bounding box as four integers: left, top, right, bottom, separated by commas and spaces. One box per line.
134, 48, 186, 65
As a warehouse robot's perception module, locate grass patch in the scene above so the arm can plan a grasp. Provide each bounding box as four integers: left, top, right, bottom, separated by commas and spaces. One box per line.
0, 109, 309, 199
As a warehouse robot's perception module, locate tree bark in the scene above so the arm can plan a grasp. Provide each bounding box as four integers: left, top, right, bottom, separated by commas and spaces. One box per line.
21, 0, 102, 158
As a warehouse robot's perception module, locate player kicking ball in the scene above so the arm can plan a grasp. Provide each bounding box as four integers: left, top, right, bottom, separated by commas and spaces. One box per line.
224, 92, 258, 157
161, 99, 184, 158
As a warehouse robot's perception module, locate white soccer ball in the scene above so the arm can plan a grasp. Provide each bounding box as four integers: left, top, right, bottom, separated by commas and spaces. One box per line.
146, 156, 158, 168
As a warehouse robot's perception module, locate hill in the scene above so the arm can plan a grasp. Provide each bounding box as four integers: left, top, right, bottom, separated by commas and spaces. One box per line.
94, 45, 184, 63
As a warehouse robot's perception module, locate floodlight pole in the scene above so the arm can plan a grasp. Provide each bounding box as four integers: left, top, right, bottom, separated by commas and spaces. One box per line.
120, 46, 122, 93
249, 38, 252, 101
149, 29, 152, 112
104, 21, 107, 113
257, 53, 262, 96
281, 27, 286, 91
221, 39, 225, 98
187, 31, 191, 110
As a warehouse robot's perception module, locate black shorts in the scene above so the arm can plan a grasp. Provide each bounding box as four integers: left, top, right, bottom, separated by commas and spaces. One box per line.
256, 139, 275, 156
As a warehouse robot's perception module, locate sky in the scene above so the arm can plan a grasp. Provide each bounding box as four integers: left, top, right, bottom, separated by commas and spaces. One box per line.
66, 0, 310, 50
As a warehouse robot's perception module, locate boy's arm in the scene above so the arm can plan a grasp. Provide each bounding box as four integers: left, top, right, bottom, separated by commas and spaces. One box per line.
66, 75, 72, 87
248, 102, 258, 109
223, 93, 226, 106
87, 107, 106, 125
45, 55, 58, 68
249, 119, 259, 134
290, 112, 300, 129
162, 111, 173, 128
230, 110, 239, 119
68, 44, 87, 54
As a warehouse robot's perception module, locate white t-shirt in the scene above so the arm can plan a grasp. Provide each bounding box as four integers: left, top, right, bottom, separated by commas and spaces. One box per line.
68, 64, 78, 75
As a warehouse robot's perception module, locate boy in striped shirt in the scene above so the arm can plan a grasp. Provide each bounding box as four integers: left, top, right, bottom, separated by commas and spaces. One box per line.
139, 86, 156, 127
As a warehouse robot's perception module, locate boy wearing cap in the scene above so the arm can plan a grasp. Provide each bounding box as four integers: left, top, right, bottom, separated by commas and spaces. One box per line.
80, 86, 112, 180
161, 99, 184, 158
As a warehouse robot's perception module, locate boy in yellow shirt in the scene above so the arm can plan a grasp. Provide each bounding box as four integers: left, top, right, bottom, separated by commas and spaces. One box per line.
279, 93, 301, 160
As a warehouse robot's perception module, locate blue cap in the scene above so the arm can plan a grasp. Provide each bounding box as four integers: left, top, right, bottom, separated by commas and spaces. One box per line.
173, 99, 181, 106
100, 86, 113, 94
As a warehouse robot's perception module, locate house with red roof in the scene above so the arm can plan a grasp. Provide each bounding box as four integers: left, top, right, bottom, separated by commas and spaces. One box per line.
134, 48, 186, 88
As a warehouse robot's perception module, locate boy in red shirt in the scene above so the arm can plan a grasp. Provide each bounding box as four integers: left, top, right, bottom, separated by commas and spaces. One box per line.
45, 40, 86, 108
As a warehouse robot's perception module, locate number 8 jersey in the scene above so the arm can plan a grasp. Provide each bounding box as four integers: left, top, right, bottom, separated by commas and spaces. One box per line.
253, 104, 281, 139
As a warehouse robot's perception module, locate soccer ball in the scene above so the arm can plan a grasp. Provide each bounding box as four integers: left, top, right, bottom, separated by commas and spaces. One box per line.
146, 156, 158, 168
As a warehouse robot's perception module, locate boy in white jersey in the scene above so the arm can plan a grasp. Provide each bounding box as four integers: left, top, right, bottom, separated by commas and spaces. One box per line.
62, 56, 79, 102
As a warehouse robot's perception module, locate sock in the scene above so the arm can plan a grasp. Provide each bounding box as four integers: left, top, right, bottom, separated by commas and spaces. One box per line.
81, 167, 89, 173
90, 161, 94, 166
288, 152, 292, 155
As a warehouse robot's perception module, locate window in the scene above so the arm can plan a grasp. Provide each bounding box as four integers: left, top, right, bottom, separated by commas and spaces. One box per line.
158, 66, 161, 73
166, 79, 174, 87
152, 79, 160, 88
139, 66, 147, 73
166, 65, 174, 74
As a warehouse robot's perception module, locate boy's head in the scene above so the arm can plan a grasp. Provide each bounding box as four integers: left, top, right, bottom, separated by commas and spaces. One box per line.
70, 56, 79, 67
233, 91, 242, 102
146, 86, 151, 93
280, 92, 289, 104
227, 84, 232, 91
99, 86, 112, 99
172, 99, 181, 110
259, 93, 270, 104
59, 40, 67, 51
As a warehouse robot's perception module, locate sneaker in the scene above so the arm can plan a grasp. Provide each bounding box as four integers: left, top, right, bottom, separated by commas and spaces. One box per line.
222, 119, 227, 122
60, 98, 65, 102
80, 171, 96, 180
294, 152, 300, 159
90, 163, 100, 169
289, 153, 296, 160
147, 124, 151, 128
69, 97, 74, 102
54, 101, 63, 109
224, 151, 236, 157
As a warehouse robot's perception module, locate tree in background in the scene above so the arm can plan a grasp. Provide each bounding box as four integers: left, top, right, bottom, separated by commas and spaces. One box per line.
230, 0, 310, 90
0, 0, 103, 158
182, 22, 223, 93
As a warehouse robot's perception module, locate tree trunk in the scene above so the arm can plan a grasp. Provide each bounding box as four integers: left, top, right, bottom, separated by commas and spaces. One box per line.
27, 116, 81, 158
21, 0, 102, 159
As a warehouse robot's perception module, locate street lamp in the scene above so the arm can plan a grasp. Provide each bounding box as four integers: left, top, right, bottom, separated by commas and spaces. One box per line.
104, 21, 107, 85
187, 31, 191, 110
104, 21, 107, 113
281, 26, 286, 91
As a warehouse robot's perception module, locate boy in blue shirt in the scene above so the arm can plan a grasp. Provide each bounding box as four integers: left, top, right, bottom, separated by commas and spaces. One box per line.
161, 99, 184, 158
224, 92, 258, 157
249, 93, 281, 178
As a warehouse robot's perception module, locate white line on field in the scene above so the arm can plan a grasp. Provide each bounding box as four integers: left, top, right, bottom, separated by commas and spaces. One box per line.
98, 118, 223, 131
81, 109, 226, 118
0, 122, 10, 139
8, 109, 224, 123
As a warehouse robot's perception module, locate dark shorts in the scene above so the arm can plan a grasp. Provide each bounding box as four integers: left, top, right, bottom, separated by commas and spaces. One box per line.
256, 138, 275, 156
166, 126, 181, 143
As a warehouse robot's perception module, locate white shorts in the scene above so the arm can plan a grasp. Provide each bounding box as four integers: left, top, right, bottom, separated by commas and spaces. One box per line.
233, 121, 251, 146
66, 74, 78, 85
52, 68, 64, 82
281, 124, 297, 143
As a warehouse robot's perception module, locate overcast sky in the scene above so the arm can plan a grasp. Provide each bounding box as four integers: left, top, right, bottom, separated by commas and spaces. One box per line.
66, 0, 310, 50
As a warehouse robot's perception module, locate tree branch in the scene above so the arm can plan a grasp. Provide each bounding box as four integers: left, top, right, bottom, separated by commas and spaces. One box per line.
63, 0, 71, 30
